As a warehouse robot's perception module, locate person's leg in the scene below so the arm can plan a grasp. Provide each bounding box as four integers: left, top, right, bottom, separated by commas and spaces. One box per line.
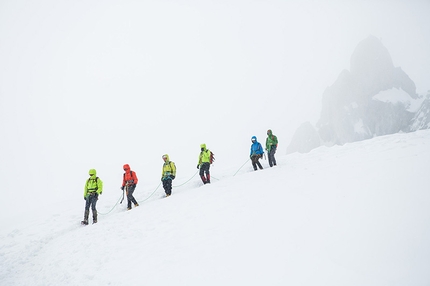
268, 150, 273, 167
162, 180, 168, 194
83, 198, 91, 223
204, 163, 211, 183
90, 194, 98, 223
162, 179, 171, 196
271, 147, 277, 166
166, 179, 172, 196
256, 155, 263, 170
126, 187, 133, 209
199, 167, 207, 184
128, 185, 138, 206
251, 156, 258, 170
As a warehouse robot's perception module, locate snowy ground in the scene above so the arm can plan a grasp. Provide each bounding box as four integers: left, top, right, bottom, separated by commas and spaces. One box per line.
1, 130, 430, 286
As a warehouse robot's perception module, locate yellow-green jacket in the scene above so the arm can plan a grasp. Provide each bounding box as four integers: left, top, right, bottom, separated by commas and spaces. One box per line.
84, 169, 103, 198
162, 154, 176, 179
198, 143, 211, 166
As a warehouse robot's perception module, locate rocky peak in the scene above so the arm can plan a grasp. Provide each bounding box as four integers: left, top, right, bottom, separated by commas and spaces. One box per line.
287, 36, 423, 154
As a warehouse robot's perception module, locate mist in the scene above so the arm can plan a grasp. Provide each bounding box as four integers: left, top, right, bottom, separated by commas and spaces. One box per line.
0, 0, 429, 215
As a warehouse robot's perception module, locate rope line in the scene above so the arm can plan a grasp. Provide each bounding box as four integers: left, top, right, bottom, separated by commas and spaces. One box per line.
99, 159, 251, 216
137, 182, 162, 204
173, 170, 199, 187
233, 158, 251, 176
98, 193, 122, 215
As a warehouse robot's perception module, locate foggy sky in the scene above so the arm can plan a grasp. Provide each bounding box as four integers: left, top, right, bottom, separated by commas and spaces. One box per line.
0, 0, 429, 213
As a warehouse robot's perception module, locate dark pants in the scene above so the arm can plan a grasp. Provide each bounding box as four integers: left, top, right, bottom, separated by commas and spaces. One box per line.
251, 154, 263, 170
162, 178, 173, 196
84, 193, 98, 222
199, 162, 211, 184
126, 185, 138, 209
268, 146, 277, 167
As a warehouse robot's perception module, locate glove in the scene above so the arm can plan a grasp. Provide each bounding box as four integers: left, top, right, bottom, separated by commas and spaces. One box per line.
197, 164, 200, 169
170, 175, 175, 180
121, 186, 124, 190
84, 197, 86, 201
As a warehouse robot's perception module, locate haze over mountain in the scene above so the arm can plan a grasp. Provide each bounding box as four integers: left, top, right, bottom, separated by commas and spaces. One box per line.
287, 36, 430, 154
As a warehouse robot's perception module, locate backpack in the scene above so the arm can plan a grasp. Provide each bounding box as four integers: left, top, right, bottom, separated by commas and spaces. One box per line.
210, 151, 215, 164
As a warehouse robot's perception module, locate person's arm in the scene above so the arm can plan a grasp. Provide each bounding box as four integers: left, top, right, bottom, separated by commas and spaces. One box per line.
132, 171, 138, 185
97, 178, 103, 195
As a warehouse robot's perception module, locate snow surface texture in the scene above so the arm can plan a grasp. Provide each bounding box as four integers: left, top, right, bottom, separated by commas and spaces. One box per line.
1, 130, 430, 286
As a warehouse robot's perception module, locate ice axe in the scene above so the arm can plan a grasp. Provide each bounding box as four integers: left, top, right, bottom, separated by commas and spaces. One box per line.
120, 187, 125, 204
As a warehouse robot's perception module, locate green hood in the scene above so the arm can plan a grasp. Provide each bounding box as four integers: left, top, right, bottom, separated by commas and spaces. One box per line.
89, 169, 97, 178
162, 154, 170, 161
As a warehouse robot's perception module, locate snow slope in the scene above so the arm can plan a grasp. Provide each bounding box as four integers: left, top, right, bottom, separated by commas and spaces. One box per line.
1, 130, 430, 286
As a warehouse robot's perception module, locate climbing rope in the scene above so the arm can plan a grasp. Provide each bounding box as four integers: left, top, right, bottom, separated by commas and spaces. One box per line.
173, 170, 199, 187
98, 193, 123, 215
233, 158, 251, 176
99, 159, 252, 216
137, 182, 162, 204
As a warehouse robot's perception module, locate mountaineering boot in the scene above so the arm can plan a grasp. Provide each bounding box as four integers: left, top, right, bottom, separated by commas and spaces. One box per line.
206, 174, 211, 184
135, 203, 139, 207
81, 210, 90, 225
93, 210, 97, 224
200, 175, 207, 184
81, 210, 89, 225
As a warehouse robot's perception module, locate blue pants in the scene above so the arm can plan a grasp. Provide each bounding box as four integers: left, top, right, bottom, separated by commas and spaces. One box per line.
84, 193, 98, 222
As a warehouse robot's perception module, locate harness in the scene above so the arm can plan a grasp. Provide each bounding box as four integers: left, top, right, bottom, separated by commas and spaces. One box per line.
163, 161, 175, 177
86, 177, 99, 192
123, 170, 135, 186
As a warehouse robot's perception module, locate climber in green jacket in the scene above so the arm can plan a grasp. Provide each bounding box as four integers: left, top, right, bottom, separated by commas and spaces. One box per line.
265, 129, 278, 167
82, 168, 103, 225
197, 143, 212, 184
